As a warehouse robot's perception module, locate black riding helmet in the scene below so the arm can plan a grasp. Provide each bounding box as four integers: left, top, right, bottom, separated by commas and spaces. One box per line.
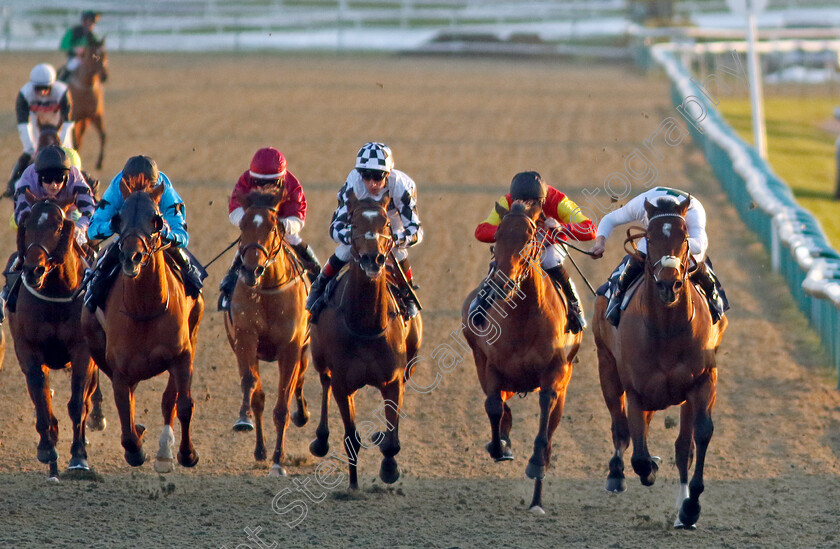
122, 155, 159, 185
34, 145, 71, 174
510, 171, 547, 201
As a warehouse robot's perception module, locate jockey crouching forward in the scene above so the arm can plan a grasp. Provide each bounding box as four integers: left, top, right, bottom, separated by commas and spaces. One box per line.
470, 171, 595, 334
0, 145, 96, 323
217, 146, 321, 311
84, 155, 206, 312
589, 186, 728, 326
306, 142, 422, 322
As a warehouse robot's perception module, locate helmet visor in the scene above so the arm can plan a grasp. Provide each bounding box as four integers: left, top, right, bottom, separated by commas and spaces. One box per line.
39, 170, 68, 186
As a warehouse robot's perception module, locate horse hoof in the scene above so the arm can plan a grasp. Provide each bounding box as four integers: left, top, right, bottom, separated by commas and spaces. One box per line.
46, 475, 60, 484
605, 477, 626, 493
233, 418, 255, 432
486, 441, 514, 462
125, 449, 147, 467
37, 447, 59, 465
529, 505, 546, 516
309, 438, 329, 458
379, 457, 400, 484
678, 499, 701, 528
673, 517, 697, 530
87, 415, 106, 432
291, 411, 309, 428
525, 460, 545, 480
269, 464, 287, 478
651, 455, 662, 466
68, 457, 90, 471
178, 450, 199, 468
154, 457, 174, 474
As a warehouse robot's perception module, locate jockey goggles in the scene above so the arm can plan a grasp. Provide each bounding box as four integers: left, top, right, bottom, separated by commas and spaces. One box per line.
358, 168, 387, 181
39, 170, 68, 185
251, 175, 285, 188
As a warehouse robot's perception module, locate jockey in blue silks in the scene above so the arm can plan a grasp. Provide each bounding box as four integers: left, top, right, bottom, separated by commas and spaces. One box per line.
84, 155, 206, 311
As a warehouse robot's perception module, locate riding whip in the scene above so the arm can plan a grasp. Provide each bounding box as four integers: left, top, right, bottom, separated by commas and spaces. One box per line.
558, 240, 597, 297
202, 237, 240, 270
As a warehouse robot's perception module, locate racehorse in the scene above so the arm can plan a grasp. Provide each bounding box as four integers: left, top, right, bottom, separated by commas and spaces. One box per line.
37, 123, 61, 150
592, 196, 727, 529
309, 193, 423, 489
8, 193, 98, 479
461, 200, 581, 514
82, 178, 204, 472
224, 189, 310, 476
68, 37, 107, 170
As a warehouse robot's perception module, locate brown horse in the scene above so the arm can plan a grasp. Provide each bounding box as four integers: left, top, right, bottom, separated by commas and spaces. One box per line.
8, 193, 98, 479
37, 124, 61, 150
82, 179, 204, 472
592, 197, 727, 529
309, 193, 422, 489
224, 189, 310, 476
461, 200, 581, 514
68, 37, 107, 169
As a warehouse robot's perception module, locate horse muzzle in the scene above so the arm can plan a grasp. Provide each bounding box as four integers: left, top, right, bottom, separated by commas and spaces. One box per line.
22, 265, 47, 289
655, 279, 683, 305
359, 253, 386, 279
237, 264, 264, 287
120, 251, 144, 278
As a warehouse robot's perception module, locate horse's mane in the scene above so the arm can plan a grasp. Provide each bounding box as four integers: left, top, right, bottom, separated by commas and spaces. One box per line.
651, 196, 685, 216
509, 201, 529, 215
245, 190, 284, 210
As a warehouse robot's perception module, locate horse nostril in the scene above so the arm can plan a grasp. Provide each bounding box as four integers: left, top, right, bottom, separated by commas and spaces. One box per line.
673, 280, 683, 292
33, 266, 45, 277
254, 266, 265, 278
130, 252, 143, 264
375, 254, 385, 267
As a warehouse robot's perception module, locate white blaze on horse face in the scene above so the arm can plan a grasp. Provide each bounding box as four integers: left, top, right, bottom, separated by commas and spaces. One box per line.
662, 223, 672, 238
660, 256, 681, 269
361, 211, 379, 221
364, 231, 378, 241
252, 214, 264, 228
38, 212, 50, 226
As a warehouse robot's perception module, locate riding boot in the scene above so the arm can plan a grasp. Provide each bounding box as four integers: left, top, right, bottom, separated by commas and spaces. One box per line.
56, 65, 70, 82
605, 254, 645, 327
544, 265, 585, 334
169, 247, 205, 299
0, 253, 21, 324
305, 255, 347, 323
5, 152, 32, 198
290, 242, 321, 283
690, 259, 726, 324
84, 244, 120, 312
397, 259, 420, 319
217, 254, 242, 312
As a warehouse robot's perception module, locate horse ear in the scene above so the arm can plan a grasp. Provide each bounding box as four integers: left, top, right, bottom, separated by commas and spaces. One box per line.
494, 202, 508, 219
149, 183, 165, 204
346, 189, 358, 211
644, 198, 655, 218
679, 194, 691, 216
120, 177, 132, 199
376, 192, 391, 209
270, 189, 284, 210
57, 193, 77, 212
24, 188, 38, 206
110, 214, 121, 234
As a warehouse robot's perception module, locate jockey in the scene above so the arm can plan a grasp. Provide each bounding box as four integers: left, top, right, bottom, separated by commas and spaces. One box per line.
83, 155, 206, 312
305, 142, 423, 321
7, 63, 74, 197
58, 10, 101, 82
0, 146, 96, 323
217, 146, 321, 311
472, 171, 595, 334
589, 186, 728, 325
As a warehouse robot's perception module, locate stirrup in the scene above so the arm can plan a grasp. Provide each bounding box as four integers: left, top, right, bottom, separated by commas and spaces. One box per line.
605, 295, 622, 327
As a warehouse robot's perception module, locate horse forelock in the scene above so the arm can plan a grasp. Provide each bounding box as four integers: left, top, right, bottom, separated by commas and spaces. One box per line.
120, 191, 160, 233
25, 200, 64, 233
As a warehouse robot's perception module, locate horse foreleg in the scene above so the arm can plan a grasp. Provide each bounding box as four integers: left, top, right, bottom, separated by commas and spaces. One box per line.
154, 374, 177, 474
598, 346, 629, 492
67, 356, 96, 471
677, 372, 716, 529
673, 400, 695, 528
500, 395, 513, 455
73, 120, 88, 151
376, 379, 404, 484
626, 393, 658, 486
171, 355, 198, 468
309, 371, 331, 458
24, 362, 59, 471
483, 369, 511, 462
113, 377, 146, 467
332, 387, 360, 490
269, 348, 300, 477
232, 342, 260, 435
92, 114, 106, 170
291, 348, 310, 427
87, 369, 107, 431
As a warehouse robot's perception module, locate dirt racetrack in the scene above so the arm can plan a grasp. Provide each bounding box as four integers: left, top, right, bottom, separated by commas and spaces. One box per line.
1, 52, 839, 549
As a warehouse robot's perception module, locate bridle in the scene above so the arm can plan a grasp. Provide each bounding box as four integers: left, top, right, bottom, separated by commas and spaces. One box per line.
349, 205, 394, 269
24, 200, 69, 277
484, 210, 543, 301
238, 206, 284, 270
645, 213, 690, 284
117, 212, 169, 267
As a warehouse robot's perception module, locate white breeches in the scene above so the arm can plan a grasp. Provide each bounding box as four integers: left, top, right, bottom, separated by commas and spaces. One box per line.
540, 243, 568, 269
335, 243, 407, 263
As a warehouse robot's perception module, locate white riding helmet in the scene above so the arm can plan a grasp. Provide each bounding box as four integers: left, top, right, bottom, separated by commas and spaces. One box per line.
30, 63, 57, 87
355, 142, 394, 172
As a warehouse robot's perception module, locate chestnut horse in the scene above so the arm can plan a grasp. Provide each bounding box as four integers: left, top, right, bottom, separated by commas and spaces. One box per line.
68, 37, 107, 169
82, 180, 204, 472
592, 197, 727, 529
8, 193, 98, 479
224, 189, 310, 477
309, 193, 422, 489
461, 200, 581, 514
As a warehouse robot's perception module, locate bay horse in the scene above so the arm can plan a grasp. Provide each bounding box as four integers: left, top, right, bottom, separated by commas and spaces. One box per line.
461, 200, 581, 515
68, 37, 107, 169
82, 178, 204, 472
592, 196, 727, 529
8, 192, 98, 479
309, 193, 423, 489
224, 189, 310, 477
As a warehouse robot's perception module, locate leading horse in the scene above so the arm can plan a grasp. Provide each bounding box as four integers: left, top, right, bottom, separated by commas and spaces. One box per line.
8, 193, 98, 479
224, 188, 310, 476
462, 200, 581, 514
592, 196, 727, 529
82, 179, 204, 472
309, 193, 422, 489
68, 37, 107, 169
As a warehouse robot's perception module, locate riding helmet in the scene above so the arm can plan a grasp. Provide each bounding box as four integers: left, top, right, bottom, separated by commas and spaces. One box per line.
30, 63, 56, 88
34, 145, 71, 174
355, 142, 394, 172
249, 147, 287, 180
510, 171, 547, 201
81, 10, 101, 23
122, 155, 159, 184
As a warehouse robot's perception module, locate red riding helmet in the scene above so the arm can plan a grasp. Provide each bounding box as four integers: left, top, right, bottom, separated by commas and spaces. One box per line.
249, 147, 287, 182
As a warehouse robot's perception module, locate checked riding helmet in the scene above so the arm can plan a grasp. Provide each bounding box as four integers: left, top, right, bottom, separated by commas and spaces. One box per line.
249, 147, 287, 187
510, 171, 547, 202
355, 142, 394, 174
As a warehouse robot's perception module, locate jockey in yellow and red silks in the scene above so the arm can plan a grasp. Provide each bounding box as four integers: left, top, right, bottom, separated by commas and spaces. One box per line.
472, 171, 596, 334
